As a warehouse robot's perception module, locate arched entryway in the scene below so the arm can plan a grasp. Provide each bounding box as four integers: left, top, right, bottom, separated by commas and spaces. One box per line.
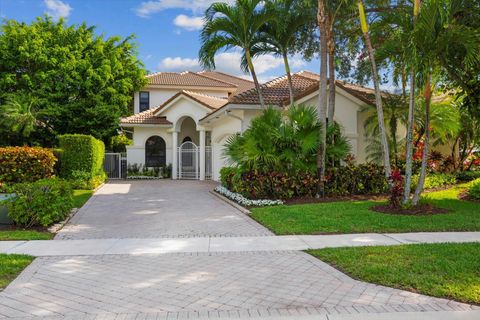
145, 136, 166, 167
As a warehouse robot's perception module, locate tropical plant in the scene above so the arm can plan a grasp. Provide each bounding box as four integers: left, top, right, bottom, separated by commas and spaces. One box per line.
199, 0, 272, 107
0, 94, 43, 145
224, 105, 351, 175
355, 0, 392, 185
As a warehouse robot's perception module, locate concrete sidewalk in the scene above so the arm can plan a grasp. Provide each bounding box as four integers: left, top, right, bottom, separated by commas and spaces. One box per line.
2, 232, 479, 256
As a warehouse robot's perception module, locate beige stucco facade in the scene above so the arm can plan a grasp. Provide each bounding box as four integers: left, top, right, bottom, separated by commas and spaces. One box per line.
123, 80, 377, 181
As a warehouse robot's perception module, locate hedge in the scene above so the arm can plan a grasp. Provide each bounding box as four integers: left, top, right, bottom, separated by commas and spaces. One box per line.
0, 146, 56, 184
59, 134, 105, 179
468, 178, 480, 200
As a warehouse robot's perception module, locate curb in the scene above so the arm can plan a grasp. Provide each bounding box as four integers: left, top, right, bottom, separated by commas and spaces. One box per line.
209, 190, 251, 215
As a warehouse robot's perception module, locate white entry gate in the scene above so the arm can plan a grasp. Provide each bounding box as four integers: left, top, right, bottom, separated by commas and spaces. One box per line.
177, 142, 212, 180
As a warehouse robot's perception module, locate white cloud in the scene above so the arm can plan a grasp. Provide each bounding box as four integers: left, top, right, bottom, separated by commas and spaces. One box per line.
159, 57, 201, 71
44, 0, 72, 20
136, 0, 234, 18
157, 52, 307, 82
173, 15, 204, 31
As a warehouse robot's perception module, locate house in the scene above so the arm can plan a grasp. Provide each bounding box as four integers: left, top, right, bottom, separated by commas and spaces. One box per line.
120, 70, 379, 181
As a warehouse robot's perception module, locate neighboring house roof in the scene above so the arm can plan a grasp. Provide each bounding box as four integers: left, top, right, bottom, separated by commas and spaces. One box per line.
197, 71, 255, 94
120, 109, 172, 125
146, 71, 237, 88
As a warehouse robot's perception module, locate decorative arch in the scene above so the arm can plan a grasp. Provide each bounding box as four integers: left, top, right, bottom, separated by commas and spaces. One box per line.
145, 136, 166, 167
182, 136, 192, 143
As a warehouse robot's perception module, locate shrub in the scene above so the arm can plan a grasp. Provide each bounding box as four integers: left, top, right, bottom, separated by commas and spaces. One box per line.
325, 163, 388, 195
68, 170, 106, 189
456, 171, 480, 182
388, 169, 404, 208
468, 178, 480, 200
220, 167, 238, 189
411, 173, 456, 190
59, 134, 105, 179
4, 178, 73, 227
110, 133, 132, 153
0, 146, 56, 184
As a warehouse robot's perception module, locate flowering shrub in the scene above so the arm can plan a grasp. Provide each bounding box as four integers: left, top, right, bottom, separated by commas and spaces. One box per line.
388, 169, 404, 208
0, 146, 56, 184
214, 186, 283, 207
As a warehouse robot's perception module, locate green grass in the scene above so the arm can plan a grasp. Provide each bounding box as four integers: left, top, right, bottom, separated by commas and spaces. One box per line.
73, 189, 93, 208
251, 185, 480, 234
0, 254, 34, 289
0, 230, 53, 241
308, 243, 480, 304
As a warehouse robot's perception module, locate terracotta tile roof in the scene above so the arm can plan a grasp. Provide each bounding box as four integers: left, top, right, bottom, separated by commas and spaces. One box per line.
197, 71, 255, 94
146, 71, 236, 88
229, 71, 319, 106
229, 70, 377, 106
120, 109, 172, 125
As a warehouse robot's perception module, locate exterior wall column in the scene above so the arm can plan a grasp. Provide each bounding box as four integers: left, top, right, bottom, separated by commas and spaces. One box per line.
199, 129, 206, 180
172, 131, 178, 179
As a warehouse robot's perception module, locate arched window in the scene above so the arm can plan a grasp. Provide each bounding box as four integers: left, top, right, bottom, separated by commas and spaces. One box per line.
182, 136, 192, 143
145, 136, 166, 167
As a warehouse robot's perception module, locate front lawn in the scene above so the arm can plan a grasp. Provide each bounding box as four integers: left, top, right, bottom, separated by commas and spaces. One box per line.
308, 243, 480, 304
73, 189, 93, 208
251, 185, 480, 234
0, 254, 34, 289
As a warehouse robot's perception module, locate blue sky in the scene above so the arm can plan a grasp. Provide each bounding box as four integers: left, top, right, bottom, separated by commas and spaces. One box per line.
0, 0, 320, 83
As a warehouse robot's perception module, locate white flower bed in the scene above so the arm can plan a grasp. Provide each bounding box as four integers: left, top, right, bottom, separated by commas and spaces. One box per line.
215, 186, 283, 207
127, 176, 163, 180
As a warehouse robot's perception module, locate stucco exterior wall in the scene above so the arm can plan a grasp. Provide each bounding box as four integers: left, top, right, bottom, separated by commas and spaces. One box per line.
133, 88, 229, 113
127, 127, 173, 167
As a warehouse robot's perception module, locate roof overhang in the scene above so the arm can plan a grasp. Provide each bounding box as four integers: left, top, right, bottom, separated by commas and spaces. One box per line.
119, 123, 172, 128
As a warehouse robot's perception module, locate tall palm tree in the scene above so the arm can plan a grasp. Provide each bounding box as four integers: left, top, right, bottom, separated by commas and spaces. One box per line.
316, 0, 329, 197
243, 0, 310, 106
356, 0, 392, 183
199, 0, 272, 107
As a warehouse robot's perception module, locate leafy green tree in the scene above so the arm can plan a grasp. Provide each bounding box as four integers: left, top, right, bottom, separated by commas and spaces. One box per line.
199, 0, 272, 107
0, 16, 146, 145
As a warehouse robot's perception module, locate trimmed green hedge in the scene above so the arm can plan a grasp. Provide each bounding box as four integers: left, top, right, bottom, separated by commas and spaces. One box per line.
59, 134, 105, 179
411, 173, 456, 190
468, 178, 480, 200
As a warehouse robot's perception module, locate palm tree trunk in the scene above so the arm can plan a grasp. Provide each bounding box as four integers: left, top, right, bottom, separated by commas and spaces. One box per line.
403, 70, 416, 202
283, 52, 295, 106
357, 0, 392, 183
316, 0, 328, 197
327, 14, 336, 124
245, 49, 265, 107
412, 75, 432, 205
402, 0, 420, 204
391, 114, 398, 167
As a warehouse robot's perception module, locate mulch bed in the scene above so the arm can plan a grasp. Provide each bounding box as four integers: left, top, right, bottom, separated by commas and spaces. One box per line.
370, 203, 449, 216
284, 194, 386, 205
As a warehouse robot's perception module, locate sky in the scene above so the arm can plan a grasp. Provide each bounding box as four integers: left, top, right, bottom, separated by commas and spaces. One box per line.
0, 0, 321, 83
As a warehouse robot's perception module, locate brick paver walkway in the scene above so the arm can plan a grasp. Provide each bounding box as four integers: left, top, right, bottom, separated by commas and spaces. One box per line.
0, 252, 475, 318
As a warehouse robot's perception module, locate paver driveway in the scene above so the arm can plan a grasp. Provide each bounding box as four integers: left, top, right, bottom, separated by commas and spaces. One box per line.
56, 180, 272, 239
0, 181, 477, 319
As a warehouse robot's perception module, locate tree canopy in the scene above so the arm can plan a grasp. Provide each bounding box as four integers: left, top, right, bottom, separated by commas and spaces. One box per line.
0, 16, 146, 146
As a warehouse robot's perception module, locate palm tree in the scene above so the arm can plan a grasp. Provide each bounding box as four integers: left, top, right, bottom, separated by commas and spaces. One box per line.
199, 0, 272, 107
243, 0, 309, 106
316, 0, 329, 197
356, 0, 392, 184
0, 94, 40, 144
